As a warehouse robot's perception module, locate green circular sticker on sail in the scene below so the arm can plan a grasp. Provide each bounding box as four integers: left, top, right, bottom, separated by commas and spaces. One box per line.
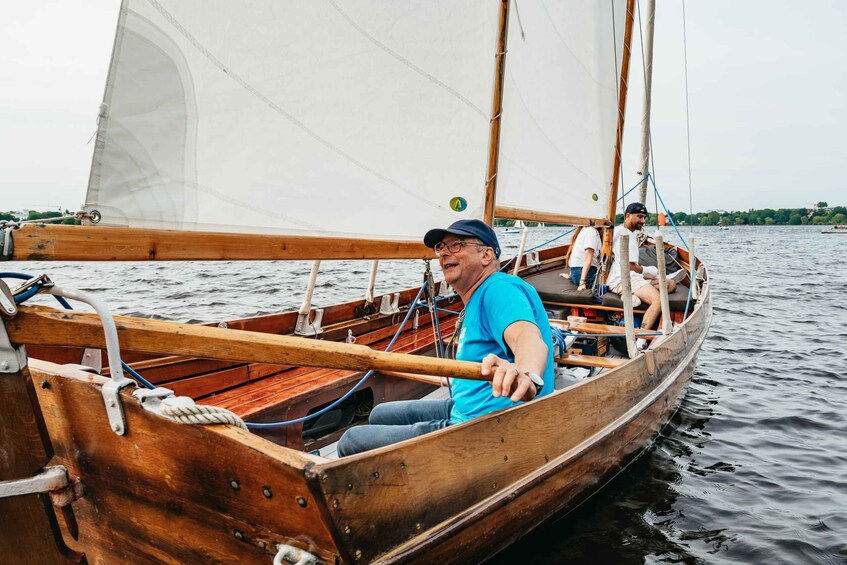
450, 197, 467, 212
592, 193, 599, 201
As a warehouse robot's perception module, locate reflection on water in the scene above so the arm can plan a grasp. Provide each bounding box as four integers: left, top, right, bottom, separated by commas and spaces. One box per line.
12, 226, 847, 563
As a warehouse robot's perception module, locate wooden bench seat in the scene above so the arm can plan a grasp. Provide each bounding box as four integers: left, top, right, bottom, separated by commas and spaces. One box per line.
555, 354, 625, 369
203, 314, 460, 419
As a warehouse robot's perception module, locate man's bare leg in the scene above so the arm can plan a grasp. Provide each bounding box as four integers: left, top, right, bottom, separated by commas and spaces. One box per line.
636, 279, 677, 330
634, 284, 661, 330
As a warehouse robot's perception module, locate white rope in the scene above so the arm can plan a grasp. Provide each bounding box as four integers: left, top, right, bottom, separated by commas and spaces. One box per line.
273, 544, 317, 565
159, 397, 247, 429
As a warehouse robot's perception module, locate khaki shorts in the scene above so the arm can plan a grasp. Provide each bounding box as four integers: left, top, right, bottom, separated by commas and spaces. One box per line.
611, 274, 652, 295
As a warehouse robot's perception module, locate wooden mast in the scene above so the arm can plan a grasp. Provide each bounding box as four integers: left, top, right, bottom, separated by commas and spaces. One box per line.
636, 0, 656, 204
482, 0, 511, 226
602, 0, 637, 259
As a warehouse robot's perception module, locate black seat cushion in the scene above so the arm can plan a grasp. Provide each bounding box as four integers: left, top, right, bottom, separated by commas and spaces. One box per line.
639, 245, 683, 273
602, 284, 692, 311
524, 269, 595, 305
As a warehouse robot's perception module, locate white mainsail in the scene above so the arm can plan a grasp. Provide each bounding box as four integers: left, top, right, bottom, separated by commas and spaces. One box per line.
496, 0, 628, 222
86, 0, 500, 240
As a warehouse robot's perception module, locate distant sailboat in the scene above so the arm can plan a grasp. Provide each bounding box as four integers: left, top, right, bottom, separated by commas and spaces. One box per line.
503, 219, 524, 234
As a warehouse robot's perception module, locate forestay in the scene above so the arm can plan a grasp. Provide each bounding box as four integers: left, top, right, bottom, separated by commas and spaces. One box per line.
496, 1, 627, 222
87, 0, 500, 240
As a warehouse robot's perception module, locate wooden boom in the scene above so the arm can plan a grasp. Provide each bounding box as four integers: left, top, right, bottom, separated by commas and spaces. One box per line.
6, 306, 485, 380
9, 223, 432, 261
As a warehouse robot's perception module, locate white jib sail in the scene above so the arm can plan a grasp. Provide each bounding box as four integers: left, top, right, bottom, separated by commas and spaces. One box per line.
86, 1, 500, 240
496, 0, 628, 221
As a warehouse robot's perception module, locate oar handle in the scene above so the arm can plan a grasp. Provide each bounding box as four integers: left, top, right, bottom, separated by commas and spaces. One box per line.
9, 306, 487, 380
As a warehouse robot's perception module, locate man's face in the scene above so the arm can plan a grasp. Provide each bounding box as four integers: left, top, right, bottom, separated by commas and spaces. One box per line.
625, 212, 647, 231
437, 235, 487, 290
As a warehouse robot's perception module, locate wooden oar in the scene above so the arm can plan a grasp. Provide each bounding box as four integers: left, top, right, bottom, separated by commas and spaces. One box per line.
6, 305, 487, 381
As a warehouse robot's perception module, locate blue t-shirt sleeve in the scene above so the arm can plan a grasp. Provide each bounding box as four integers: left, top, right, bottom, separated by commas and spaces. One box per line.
480, 278, 536, 357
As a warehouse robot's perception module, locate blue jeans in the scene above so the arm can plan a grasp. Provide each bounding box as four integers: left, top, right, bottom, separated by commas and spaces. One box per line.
337, 398, 453, 456
570, 266, 597, 287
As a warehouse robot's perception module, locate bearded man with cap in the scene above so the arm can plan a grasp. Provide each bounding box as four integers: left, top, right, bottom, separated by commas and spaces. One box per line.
608, 202, 677, 343
337, 219, 554, 456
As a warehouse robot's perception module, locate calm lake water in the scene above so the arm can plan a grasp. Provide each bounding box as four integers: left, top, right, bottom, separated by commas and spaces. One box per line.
12, 225, 847, 564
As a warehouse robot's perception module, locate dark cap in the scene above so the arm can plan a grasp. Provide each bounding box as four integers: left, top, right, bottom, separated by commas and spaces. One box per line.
423, 219, 501, 257
625, 202, 648, 215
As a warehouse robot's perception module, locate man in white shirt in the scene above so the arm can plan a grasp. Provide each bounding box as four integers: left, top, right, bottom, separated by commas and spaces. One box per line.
607, 202, 677, 338
567, 227, 601, 290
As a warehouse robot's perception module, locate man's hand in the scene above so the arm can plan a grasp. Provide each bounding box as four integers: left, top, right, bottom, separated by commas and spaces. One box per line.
481, 354, 537, 402
641, 265, 659, 279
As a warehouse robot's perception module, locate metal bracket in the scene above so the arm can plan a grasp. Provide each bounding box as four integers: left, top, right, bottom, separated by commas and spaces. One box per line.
0, 279, 16, 316
0, 224, 15, 261
437, 281, 453, 298
79, 348, 103, 373
295, 308, 324, 336
11, 273, 54, 296
132, 386, 175, 415
0, 466, 69, 499
0, 285, 26, 373
101, 376, 136, 435
525, 251, 541, 267
379, 293, 400, 315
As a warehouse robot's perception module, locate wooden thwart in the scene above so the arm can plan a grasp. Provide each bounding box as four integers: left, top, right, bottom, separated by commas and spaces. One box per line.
555, 354, 625, 369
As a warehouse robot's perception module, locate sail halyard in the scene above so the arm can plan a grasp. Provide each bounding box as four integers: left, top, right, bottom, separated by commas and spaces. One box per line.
84, 1, 501, 247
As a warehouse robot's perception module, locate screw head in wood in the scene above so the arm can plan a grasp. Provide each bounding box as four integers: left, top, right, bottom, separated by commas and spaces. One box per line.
262, 486, 272, 498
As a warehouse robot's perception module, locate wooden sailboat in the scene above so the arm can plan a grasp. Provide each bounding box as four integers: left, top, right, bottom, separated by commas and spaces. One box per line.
1, 1, 711, 563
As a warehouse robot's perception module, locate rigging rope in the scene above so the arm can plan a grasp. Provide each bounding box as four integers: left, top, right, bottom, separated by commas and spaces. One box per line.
246, 282, 427, 429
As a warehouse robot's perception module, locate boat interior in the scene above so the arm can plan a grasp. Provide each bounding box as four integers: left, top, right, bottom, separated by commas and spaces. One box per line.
27, 236, 702, 455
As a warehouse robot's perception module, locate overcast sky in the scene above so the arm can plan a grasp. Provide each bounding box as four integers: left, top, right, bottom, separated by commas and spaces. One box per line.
2, 1, 845, 215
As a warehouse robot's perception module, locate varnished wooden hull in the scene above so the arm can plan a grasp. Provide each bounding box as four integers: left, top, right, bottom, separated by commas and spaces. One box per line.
2, 250, 711, 563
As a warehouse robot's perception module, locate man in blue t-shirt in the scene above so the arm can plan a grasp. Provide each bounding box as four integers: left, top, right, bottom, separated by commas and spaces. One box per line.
337, 219, 554, 456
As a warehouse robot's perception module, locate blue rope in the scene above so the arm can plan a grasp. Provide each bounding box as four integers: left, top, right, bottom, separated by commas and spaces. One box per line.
119, 361, 156, 390
499, 176, 651, 273
246, 282, 428, 429
647, 173, 688, 251
549, 325, 567, 357
618, 175, 648, 204
2, 271, 156, 389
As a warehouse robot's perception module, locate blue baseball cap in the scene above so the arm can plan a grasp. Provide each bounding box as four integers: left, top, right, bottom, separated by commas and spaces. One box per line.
424, 219, 501, 258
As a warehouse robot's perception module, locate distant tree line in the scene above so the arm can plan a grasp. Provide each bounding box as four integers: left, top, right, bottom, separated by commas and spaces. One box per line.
0, 210, 80, 225
615, 201, 846, 227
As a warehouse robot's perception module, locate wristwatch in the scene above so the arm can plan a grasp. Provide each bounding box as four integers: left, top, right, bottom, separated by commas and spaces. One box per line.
523, 371, 544, 396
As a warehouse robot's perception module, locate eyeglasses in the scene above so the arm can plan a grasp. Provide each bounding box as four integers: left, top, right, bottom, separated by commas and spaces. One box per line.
433, 240, 486, 256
